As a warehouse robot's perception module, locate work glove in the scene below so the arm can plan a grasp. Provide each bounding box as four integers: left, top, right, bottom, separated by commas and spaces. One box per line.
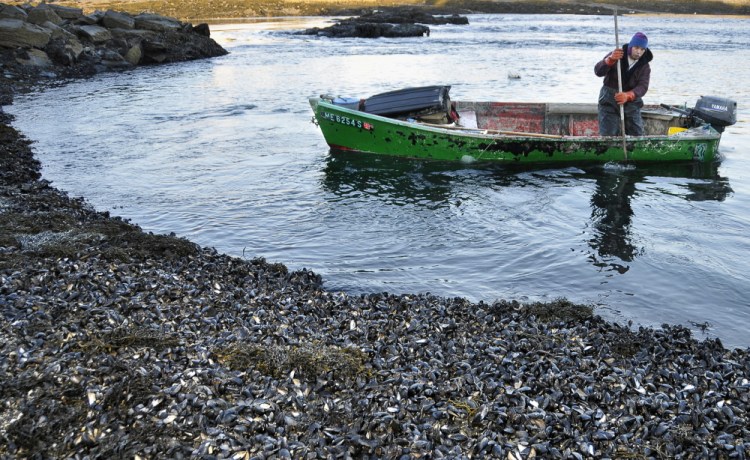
614, 91, 636, 105
605, 48, 624, 66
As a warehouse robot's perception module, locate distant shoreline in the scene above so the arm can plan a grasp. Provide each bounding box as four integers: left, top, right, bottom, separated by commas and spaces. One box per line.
9, 0, 750, 21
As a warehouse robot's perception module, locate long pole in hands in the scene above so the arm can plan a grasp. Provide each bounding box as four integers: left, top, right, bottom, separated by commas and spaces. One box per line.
614, 8, 628, 160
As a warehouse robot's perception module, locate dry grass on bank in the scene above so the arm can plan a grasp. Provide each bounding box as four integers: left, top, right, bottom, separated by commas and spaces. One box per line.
15, 0, 424, 19
6, 0, 750, 21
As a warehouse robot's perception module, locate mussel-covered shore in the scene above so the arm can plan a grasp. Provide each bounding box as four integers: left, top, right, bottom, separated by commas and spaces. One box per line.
2, 17, 750, 460
4, 108, 750, 460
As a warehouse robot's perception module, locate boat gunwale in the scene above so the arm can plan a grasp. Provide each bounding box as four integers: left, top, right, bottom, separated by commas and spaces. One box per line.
311, 97, 722, 142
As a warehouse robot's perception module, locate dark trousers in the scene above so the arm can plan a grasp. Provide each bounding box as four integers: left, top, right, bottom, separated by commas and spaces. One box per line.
598, 86, 644, 136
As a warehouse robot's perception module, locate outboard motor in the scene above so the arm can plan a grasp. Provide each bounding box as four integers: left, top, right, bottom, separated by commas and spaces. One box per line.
692, 96, 737, 133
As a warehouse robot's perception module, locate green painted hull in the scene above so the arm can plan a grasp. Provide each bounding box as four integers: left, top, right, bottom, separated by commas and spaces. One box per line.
310, 98, 723, 164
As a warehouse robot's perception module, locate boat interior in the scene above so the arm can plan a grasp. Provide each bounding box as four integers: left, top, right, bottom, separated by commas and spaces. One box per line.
325, 86, 735, 137
451, 102, 689, 137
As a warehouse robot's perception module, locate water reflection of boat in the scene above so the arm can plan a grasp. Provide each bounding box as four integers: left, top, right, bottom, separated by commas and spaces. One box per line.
310, 86, 738, 164
584, 162, 732, 273
320, 152, 461, 207
321, 154, 732, 274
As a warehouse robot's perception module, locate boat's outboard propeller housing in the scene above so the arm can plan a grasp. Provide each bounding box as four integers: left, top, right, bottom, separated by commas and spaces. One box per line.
691, 96, 737, 132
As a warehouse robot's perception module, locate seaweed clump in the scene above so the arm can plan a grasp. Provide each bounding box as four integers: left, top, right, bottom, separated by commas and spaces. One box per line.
219, 341, 370, 383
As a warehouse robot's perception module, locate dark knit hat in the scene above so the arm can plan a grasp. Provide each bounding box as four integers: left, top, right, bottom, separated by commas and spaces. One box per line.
629, 32, 648, 49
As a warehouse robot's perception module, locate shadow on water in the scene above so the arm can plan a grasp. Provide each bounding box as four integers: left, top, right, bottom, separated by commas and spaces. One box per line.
321, 150, 733, 271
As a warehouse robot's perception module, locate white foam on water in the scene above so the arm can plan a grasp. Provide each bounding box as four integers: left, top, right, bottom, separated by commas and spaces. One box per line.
603, 161, 636, 172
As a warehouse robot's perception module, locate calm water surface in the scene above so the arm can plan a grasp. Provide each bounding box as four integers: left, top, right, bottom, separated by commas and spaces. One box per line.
9, 14, 750, 348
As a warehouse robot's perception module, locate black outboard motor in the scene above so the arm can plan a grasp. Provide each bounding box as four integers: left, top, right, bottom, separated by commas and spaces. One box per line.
692, 96, 737, 133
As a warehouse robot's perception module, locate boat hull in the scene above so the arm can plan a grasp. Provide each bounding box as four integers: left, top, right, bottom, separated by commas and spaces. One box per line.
310, 98, 723, 164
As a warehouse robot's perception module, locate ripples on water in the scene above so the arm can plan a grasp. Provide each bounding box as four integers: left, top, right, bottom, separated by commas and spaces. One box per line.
8, 14, 750, 348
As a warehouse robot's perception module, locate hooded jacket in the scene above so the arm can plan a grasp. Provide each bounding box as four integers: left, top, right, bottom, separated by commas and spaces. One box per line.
595, 44, 653, 99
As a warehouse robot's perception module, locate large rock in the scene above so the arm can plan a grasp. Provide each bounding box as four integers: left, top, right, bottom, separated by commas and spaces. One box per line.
48, 4, 84, 20
66, 39, 84, 61
301, 22, 430, 38
41, 20, 72, 40
102, 10, 135, 30
134, 13, 181, 31
0, 4, 27, 20
16, 48, 52, 67
26, 5, 64, 26
110, 28, 156, 40
298, 7, 468, 38
98, 48, 129, 69
77, 11, 104, 26
0, 18, 52, 48
141, 39, 168, 63
124, 43, 142, 65
45, 36, 84, 66
193, 23, 211, 37
77, 25, 112, 43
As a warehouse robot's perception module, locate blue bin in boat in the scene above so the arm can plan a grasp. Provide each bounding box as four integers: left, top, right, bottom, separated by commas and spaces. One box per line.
332, 97, 361, 111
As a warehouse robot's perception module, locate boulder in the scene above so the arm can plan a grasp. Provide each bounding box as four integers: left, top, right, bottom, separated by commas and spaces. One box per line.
27, 5, 64, 26
98, 48, 130, 69
66, 38, 85, 61
48, 4, 84, 20
0, 18, 52, 48
0, 4, 27, 20
298, 7, 467, 38
102, 10, 135, 30
41, 20, 72, 40
78, 11, 104, 26
193, 23, 210, 37
78, 25, 112, 43
46, 36, 84, 66
134, 13, 181, 32
111, 28, 156, 39
302, 22, 430, 38
142, 39, 168, 63
138, 29, 227, 64
16, 48, 52, 67
124, 43, 142, 65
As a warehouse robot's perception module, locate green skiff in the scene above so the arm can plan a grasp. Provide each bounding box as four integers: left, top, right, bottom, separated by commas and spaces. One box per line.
309, 87, 735, 164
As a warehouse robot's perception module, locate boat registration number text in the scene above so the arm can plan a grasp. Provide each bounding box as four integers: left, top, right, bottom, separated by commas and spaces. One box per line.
322, 111, 373, 131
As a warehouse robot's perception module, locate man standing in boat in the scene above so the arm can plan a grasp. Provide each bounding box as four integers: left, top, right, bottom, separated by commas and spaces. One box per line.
595, 32, 653, 136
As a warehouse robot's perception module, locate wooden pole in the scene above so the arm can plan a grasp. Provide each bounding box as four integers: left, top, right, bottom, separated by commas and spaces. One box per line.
614, 9, 628, 160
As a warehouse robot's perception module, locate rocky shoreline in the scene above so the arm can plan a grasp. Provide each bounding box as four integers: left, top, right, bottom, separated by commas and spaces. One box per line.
2, 3, 750, 459
0, 2, 227, 101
